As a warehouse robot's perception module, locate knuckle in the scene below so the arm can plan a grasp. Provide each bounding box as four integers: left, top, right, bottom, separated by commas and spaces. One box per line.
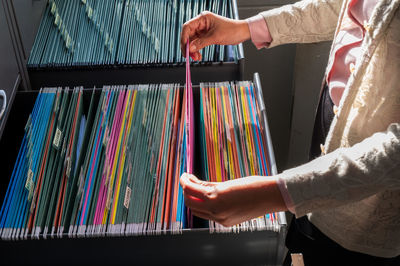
201, 11, 212, 17
204, 187, 218, 201
200, 11, 213, 25
194, 39, 203, 48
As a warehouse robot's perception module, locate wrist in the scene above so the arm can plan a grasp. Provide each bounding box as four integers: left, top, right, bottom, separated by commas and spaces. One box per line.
246, 14, 272, 49
223, 176, 287, 213
217, 14, 250, 45
235, 19, 251, 43
246, 176, 287, 213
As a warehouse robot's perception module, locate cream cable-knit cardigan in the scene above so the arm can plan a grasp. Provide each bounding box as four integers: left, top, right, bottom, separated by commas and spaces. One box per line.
260, 0, 400, 258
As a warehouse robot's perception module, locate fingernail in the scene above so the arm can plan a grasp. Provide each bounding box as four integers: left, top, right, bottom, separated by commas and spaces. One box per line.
181, 172, 189, 179
190, 44, 197, 52
188, 175, 199, 183
180, 175, 187, 186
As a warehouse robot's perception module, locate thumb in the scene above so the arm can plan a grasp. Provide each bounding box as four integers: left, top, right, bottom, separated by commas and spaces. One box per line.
180, 173, 200, 188
180, 173, 209, 200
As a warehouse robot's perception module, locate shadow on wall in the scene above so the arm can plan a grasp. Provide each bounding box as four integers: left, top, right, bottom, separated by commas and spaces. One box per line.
287, 42, 332, 169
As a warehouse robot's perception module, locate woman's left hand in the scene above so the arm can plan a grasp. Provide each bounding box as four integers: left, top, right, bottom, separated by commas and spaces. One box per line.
180, 173, 287, 227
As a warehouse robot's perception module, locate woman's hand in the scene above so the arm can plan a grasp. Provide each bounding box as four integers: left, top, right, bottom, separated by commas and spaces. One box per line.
180, 173, 287, 227
180, 11, 250, 61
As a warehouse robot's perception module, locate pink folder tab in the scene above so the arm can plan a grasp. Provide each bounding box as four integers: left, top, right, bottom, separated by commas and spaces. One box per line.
186, 40, 194, 174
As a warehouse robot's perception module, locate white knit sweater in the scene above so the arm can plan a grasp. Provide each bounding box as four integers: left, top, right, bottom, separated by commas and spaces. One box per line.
260, 0, 400, 258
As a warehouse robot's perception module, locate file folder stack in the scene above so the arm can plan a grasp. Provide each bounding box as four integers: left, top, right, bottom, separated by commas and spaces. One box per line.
199, 82, 278, 232
0, 81, 277, 240
27, 0, 239, 69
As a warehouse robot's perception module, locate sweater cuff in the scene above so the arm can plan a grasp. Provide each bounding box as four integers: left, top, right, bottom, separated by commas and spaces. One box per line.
246, 14, 272, 49
276, 176, 296, 214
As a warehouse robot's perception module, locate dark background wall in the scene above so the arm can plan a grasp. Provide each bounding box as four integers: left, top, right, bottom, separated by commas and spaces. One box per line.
0, 0, 46, 138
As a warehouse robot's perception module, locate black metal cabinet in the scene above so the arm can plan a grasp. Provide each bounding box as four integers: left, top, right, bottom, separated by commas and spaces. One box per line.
0, 73, 287, 266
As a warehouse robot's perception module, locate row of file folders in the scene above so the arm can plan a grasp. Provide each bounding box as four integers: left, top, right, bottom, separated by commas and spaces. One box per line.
28, 0, 239, 68
0, 81, 279, 240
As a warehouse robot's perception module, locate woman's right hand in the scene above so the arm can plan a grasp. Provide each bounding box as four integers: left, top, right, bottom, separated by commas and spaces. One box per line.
180, 11, 250, 61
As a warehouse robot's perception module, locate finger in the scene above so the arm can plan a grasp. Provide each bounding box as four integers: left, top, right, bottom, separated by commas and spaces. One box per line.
189, 35, 214, 54
190, 51, 202, 61
191, 210, 213, 221
180, 174, 211, 200
183, 194, 208, 212
185, 173, 217, 187
180, 19, 200, 56
182, 173, 217, 191
180, 172, 199, 185
185, 173, 202, 184
180, 13, 209, 56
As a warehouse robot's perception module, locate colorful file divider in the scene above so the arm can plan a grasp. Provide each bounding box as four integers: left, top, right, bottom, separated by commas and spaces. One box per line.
199, 82, 279, 233
0, 81, 278, 239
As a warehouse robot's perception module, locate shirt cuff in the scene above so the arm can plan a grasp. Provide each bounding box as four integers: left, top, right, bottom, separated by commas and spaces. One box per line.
246, 14, 272, 49
276, 176, 296, 214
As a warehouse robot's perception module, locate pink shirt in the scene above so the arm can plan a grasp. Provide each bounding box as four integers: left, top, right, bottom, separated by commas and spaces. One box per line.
247, 0, 379, 212
325, 0, 379, 106
247, 0, 379, 106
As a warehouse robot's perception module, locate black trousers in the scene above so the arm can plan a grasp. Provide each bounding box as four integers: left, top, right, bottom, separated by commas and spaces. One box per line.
283, 85, 400, 266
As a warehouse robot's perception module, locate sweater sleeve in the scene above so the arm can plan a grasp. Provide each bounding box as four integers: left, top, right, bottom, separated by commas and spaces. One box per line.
259, 0, 344, 48
246, 14, 272, 49
277, 123, 400, 218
